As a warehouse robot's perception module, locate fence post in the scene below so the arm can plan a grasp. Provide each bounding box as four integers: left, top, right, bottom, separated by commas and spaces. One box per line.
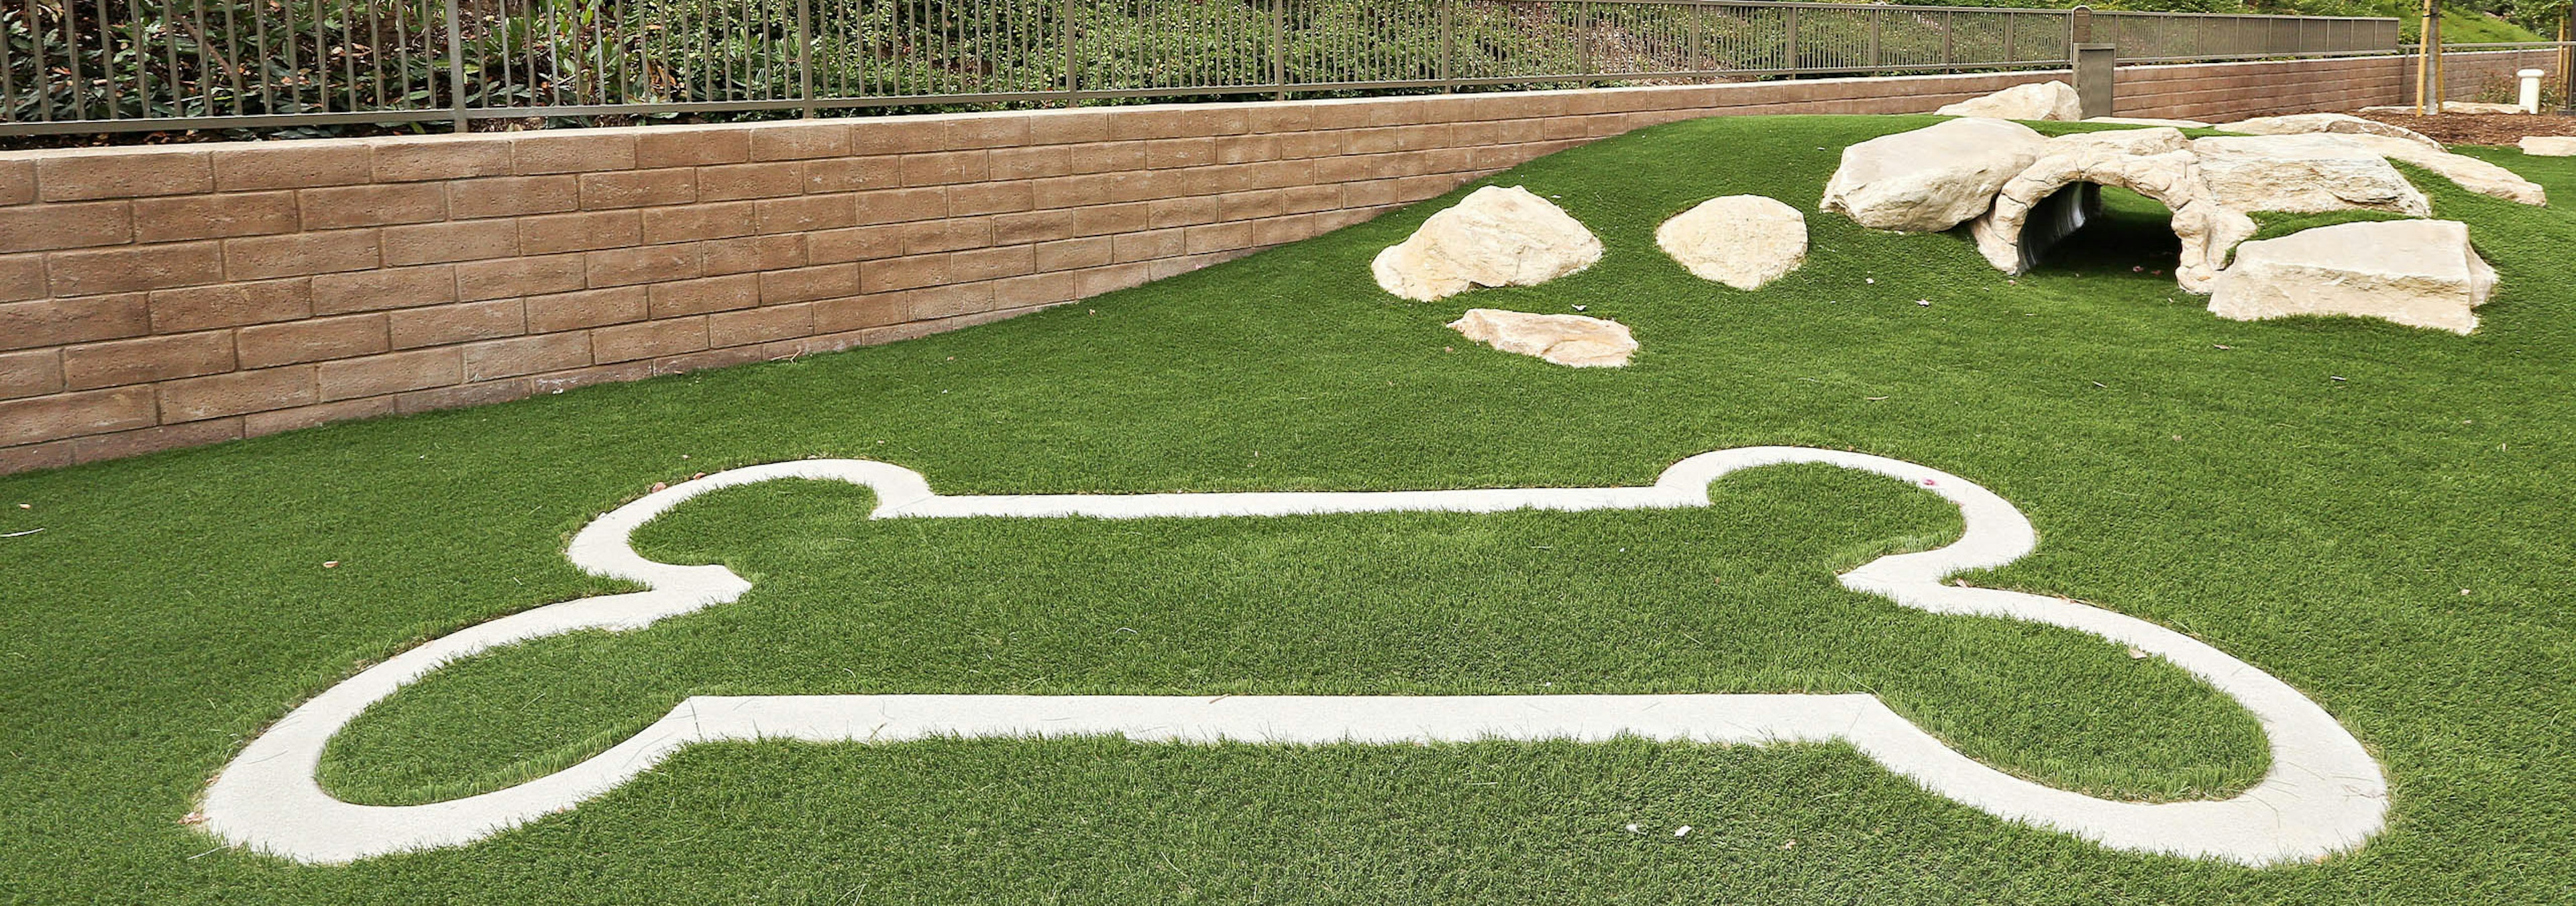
1064, 0, 1078, 99
443, 0, 466, 133
1868, 8, 1882, 70
1782, 5, 1799, 74
2559, 8, 2571, 111
1941, 11, 1954, 68
2070, 5, 2091, 45
1271, 0, 1286, 101
1439, 0, 1454, 92
796, 0, 815, 117
1579, 0, 1595, 89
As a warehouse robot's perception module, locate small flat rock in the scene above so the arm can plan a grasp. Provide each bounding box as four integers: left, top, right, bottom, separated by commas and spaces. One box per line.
2190, 134, 2431, 216
1934, 81, 2083, 121
1448, 309, 1638, 368
2523, 136, 2576, 156
1656, 195, 1808, 290
1821, 117, 2049, 232
2217, 113, 2443, 151
2332, 133, 2545, 206
2210, 219, 2498, 334
1373, 185, 1603, 302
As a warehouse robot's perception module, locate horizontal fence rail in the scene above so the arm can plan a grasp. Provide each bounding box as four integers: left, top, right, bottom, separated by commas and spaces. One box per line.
0, 0, 2401, 135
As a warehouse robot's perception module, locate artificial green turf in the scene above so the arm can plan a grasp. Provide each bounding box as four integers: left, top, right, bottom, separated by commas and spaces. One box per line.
6, 115, 2576, 903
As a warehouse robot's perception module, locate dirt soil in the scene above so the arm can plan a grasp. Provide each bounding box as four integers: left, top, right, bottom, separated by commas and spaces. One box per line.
2353, 110, 2576, 146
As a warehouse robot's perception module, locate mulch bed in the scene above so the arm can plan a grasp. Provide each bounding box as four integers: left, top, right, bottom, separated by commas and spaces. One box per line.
2351, 110, 2576, 146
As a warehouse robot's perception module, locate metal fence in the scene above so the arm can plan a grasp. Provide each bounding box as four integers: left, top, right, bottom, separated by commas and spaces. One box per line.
0, 0, 2401, 136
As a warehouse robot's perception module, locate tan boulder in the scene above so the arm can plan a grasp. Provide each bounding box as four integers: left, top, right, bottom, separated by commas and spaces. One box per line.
1448, 309, 1638, 368
2209, 219, 2498, 334
1969, 128, 2254, 294
2332, 133, 2546, 206
2216, 113, 2443, 151
2522, 136, 2576, 156
1372, 185, 1603, 301
1656, 195, 1809, 290
1935, 81, 2084, 121
2190, 134, 2432, 216
2083, 116, 2212, 128
1821, 118, 2049, 232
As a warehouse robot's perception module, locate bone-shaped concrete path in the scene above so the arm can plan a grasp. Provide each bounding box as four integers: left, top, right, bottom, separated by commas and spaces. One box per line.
201, 446, 2386, 866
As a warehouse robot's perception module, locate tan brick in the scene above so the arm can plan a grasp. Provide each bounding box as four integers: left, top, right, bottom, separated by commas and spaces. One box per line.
695, 162, 806, 201
1108, 106, 1250, 141
1184, 221, 1256, 254
755, 195, 857, 234
1024, 111, 1110, 146
0, 349, 62, 400
948, 182, 1034, 217
525, 286, 646, 332
1071, 203, 1150, 238
991, 210, 1075, 246
1032, 236, 1113, 272
701, 234, 806, 276
1212, 135, 1280, 164
591, 316, 708, 364
513, 132, 637, 174
211, 142, 373, 192
760, 263, 864, 304
636, 128, 751, 168
0, 294, 148, 350
1112, 229, 1185, 263
902, 281, 996, 319
1244, 104, 1313, 133
585, 244, 700, 289
988, 146, 1075, 181
236, 314, 388, 368
806, 225, 900, 264
0, 439, 72, 474
241, 396, 396, 438
849, 119, 947, 156
372, 138, 512, 182
61, 331, 233, 390
898, 218, 991, 255
48, 242, 223, 296
580, 168, 697, 210
529, 360, 655, 394
653, 344, 774, 375
802, 158, 900, 194
0, 201, 131, 252
455, 253, 586, 301
0, 160, 28, 205
643, 203, 758, 244
1065, 141, 1149, 174
317, 348, 461, 401
395, 379, 533, 415
900, 151, 989, 187
950, 245, 1034, 282
749, 123, 851, 161
858, 254, 947, 294
852, 187, 947, 225
0, 386, 154, 444
156, 366, 315, 421
946, 113, 1030, 148
463, 333, 591, 381
708, 302, 814, 346
1216, 189, 1287, 221
225, 230, 382, 279
1280, 183, 1342, 214
1075, 262, 1152, 296
300, 183, 447, 230
994, 270, 1078, 308
70, 417, 241, 462
1277, 132, 1341, 160
382, 219, 520, 266
1146, 138, 1217, 170
1147, 196, 1222, 229
811, 294, 907, 333
648, 274, 760, 318
38, 148, 211, 201
131, 193, 300, 245
447, 176, 579, 219
312, 264, 456, 315
519, 210, 641, 256
390, 299, 525, 349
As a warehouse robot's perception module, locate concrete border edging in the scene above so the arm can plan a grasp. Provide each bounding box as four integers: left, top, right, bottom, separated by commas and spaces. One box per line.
200, 447, 2387, 866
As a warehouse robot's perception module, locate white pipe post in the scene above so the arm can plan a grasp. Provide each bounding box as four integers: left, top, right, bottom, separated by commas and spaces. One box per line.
2519, 68, 2545, 113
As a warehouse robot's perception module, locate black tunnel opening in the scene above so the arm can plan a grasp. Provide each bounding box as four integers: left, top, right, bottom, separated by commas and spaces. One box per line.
2015, 183, 2185, 277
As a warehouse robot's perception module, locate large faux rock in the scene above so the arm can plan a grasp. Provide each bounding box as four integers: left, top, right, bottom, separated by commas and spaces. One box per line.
2209, 220, 2498, 334
1821, 118, 2049, 232
1935, 81, 2084, 121
2190, 134, 2432, 216
2332, 133, 2546, 206
1371, 185, 1603, 301
1448, 309, 1638, 368
2216, 113, 2443, 151
1656, 195, 1809, 290
1970, 128, 2255, 295
2522, 136, 2576, 156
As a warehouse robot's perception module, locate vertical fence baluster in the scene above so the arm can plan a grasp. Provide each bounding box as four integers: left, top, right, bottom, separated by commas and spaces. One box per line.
796, 0, 813, 113
444, 0, 464, 129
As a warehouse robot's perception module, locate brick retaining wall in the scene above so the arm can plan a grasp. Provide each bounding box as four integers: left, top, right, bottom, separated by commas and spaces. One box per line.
0, 55, 2457, 473
2404, 49, 2565, 105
